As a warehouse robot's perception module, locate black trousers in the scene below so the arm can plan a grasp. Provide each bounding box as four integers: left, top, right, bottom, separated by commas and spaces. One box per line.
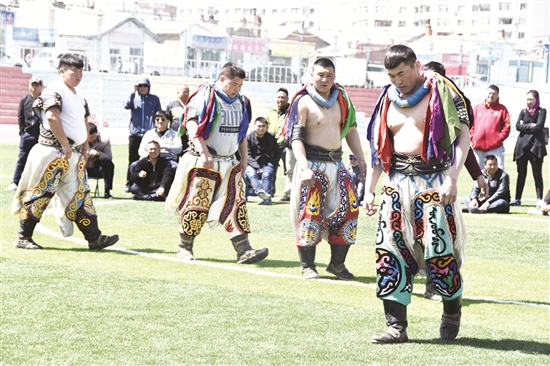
87, 159, 115, 192
13, 132, 38, 185
127, 135, 143, 186
515, 151, 544, 200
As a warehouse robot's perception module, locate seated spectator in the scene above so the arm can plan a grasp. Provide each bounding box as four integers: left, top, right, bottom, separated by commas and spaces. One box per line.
86, 123, 115, 199
130, 140, 174, 201
464, 154, 510, 214
528, 190, 550, 216
347, 153, 365, 205
245, 117, 281, 205
138, 110, 182, 170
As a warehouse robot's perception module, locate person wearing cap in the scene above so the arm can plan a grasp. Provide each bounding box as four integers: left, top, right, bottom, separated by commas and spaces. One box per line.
123, 77, 162, 192
5, 76, 43, 192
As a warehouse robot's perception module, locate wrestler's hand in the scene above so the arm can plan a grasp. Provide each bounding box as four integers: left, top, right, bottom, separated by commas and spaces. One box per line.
439, 176, 457, 205
358, 160, 367, 180
301, 167, 315, 187
200, 151, 214, 169
61, 144, 72, 160
363, 192, 377, 216
476, 175, 489, 201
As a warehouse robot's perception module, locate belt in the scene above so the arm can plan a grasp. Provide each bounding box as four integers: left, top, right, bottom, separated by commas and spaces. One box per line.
304, 143, 343, 162
391, 153, 449, 174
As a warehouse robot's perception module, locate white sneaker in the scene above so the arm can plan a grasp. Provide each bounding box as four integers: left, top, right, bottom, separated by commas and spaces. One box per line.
527, 208, 543, 216
536, 200, 544, 209
257, 189, 270, 201
4, 182, 17, 191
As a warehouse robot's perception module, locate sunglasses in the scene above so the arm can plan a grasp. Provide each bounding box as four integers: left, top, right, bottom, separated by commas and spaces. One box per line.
138, 84, 148, 87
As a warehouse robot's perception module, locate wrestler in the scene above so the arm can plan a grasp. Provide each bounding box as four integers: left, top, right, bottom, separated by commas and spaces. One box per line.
284, 58, 366, 280
165, 62, 268, 264
364, 45, 470, 343
12, 53, 119, 250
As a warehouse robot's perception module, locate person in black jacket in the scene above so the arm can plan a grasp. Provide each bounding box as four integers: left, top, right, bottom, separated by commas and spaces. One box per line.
245, 117, 281, 205
511, 90, 547, 207
464, 154, 511, 213
5, 76, 43, 191
130, 140, 174, 201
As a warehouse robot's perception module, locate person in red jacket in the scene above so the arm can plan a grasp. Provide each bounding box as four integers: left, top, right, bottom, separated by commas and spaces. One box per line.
470, 85, 510, 171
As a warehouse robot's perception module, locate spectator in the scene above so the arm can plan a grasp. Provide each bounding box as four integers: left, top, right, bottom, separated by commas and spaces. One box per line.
165, 84, 190, 154
11, 54, 118, 250
464, 155, 510, 214
138, 110, 182, 170
245, 117, 281, 205
86, 123, 115, 199
116, 56, 123, 73
527, 190, 550, 216
123, 77, 162, 192
347, 154, 365, 205
511, 90, 547, 207
470, 85, 511, 170
165, 62, 268, 264
5, 76, 43, 192
130, 140, 173, 201
267, 87, 293, 201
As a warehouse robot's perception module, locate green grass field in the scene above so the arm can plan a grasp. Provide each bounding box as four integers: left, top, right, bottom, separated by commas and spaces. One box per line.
1, 143, 549, 365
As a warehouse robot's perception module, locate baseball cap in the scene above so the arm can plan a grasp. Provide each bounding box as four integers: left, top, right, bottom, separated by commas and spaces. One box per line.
29, 76, 43, 85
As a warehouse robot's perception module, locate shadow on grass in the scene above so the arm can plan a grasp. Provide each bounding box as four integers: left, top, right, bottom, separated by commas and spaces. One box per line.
413, 337, 550, 355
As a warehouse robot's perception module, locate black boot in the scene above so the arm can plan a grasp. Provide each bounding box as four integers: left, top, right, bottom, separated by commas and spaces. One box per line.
326, 244, 354, 280
440, 296, 462, 340
231, 234, 268, 264
177, 233, 195, 261
15, 219, 42, 249
75, 206, 119, 251
298, 246, 320, 279
372, 300, 409, 344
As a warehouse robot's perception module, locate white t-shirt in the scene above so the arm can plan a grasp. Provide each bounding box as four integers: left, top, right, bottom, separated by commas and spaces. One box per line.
41, 77, 89, 146
187, 94, 244, 157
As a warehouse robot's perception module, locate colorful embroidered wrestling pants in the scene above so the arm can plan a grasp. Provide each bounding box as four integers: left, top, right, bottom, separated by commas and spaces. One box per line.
290, 160, 360, 247
375, 169, 466, 306
11, 144, 100, 240
165, 153, 250, 240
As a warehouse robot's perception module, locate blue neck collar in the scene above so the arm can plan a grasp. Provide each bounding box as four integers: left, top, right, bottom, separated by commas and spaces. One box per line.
306, 84, 339, 109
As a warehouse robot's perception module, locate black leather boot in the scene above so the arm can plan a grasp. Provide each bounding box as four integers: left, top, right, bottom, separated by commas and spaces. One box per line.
177, 233, 195, 261
440, 296, 462, 340
15, 219, 42, 249
231, 234, 268, 264
326, 244, 354, 280
372, 300, 409, 344
297, 246, 320, 279
75, 206, 119, 251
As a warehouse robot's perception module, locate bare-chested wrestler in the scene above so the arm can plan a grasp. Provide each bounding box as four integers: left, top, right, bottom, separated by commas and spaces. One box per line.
365, 45, 470, 343
285, 58, 366, 280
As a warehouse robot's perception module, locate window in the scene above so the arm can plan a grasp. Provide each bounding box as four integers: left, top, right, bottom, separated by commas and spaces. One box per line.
234, 8, 241, 15
518, 18, 526, 24
518, 32, 525, 38
471, 19, 478, 25
520, 3, 527, 10
225, 9, 230, 15
374, 20, 392, 27
505, 31, 512, 38
353, 20, 368, 27
260, 9, 265, 15
473, 5, 479, 11
439, 5, 449, 12
457, 5, 465, 12
498, 18, 512, 25
109, 48, 120, 67
272, 9, 277, 14
399, 7, 407, 13
437, 19, 450, 26
398, 21, 406, 27
375, 6, 390, 14
457, 19, 464, 26
413, 19, 430, 26
310, 9, 315, 15
480, 18, 490, 25
437, 32, 451, 36
419, 5, 430, 13
357, 6, 368, 14
480, 3, 491, 11
291, 8, 299, 15
280, 8, 287, 14
499, 3, 512, 11
130, 48, 142, 56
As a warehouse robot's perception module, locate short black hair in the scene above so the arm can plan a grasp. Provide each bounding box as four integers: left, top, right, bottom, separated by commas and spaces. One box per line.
313, 58, 335, 71
277, 87, 289, 96
422, 61, 446, 76
219, 62, 246, 80
384, 45, 417, 70
255, 117, 268, 125
155, 110, 170, 120
58, 53, 84, 70
488, 85, 500, 94
484, 154, 497, 163
148, 140, 161, 148
88, 123, 98, 135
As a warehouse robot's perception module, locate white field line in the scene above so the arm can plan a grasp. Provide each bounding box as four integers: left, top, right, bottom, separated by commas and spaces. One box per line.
31, 200, 549, 309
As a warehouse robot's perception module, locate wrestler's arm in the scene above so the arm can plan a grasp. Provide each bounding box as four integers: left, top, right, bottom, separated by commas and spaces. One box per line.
439, 122, 470, 205
46, 107, 72, 160
291, 99, 314, 187
237, 137, 247, 171
186, 119, 214, 169
345, 126, 367, 179
364, 161, 383, 216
